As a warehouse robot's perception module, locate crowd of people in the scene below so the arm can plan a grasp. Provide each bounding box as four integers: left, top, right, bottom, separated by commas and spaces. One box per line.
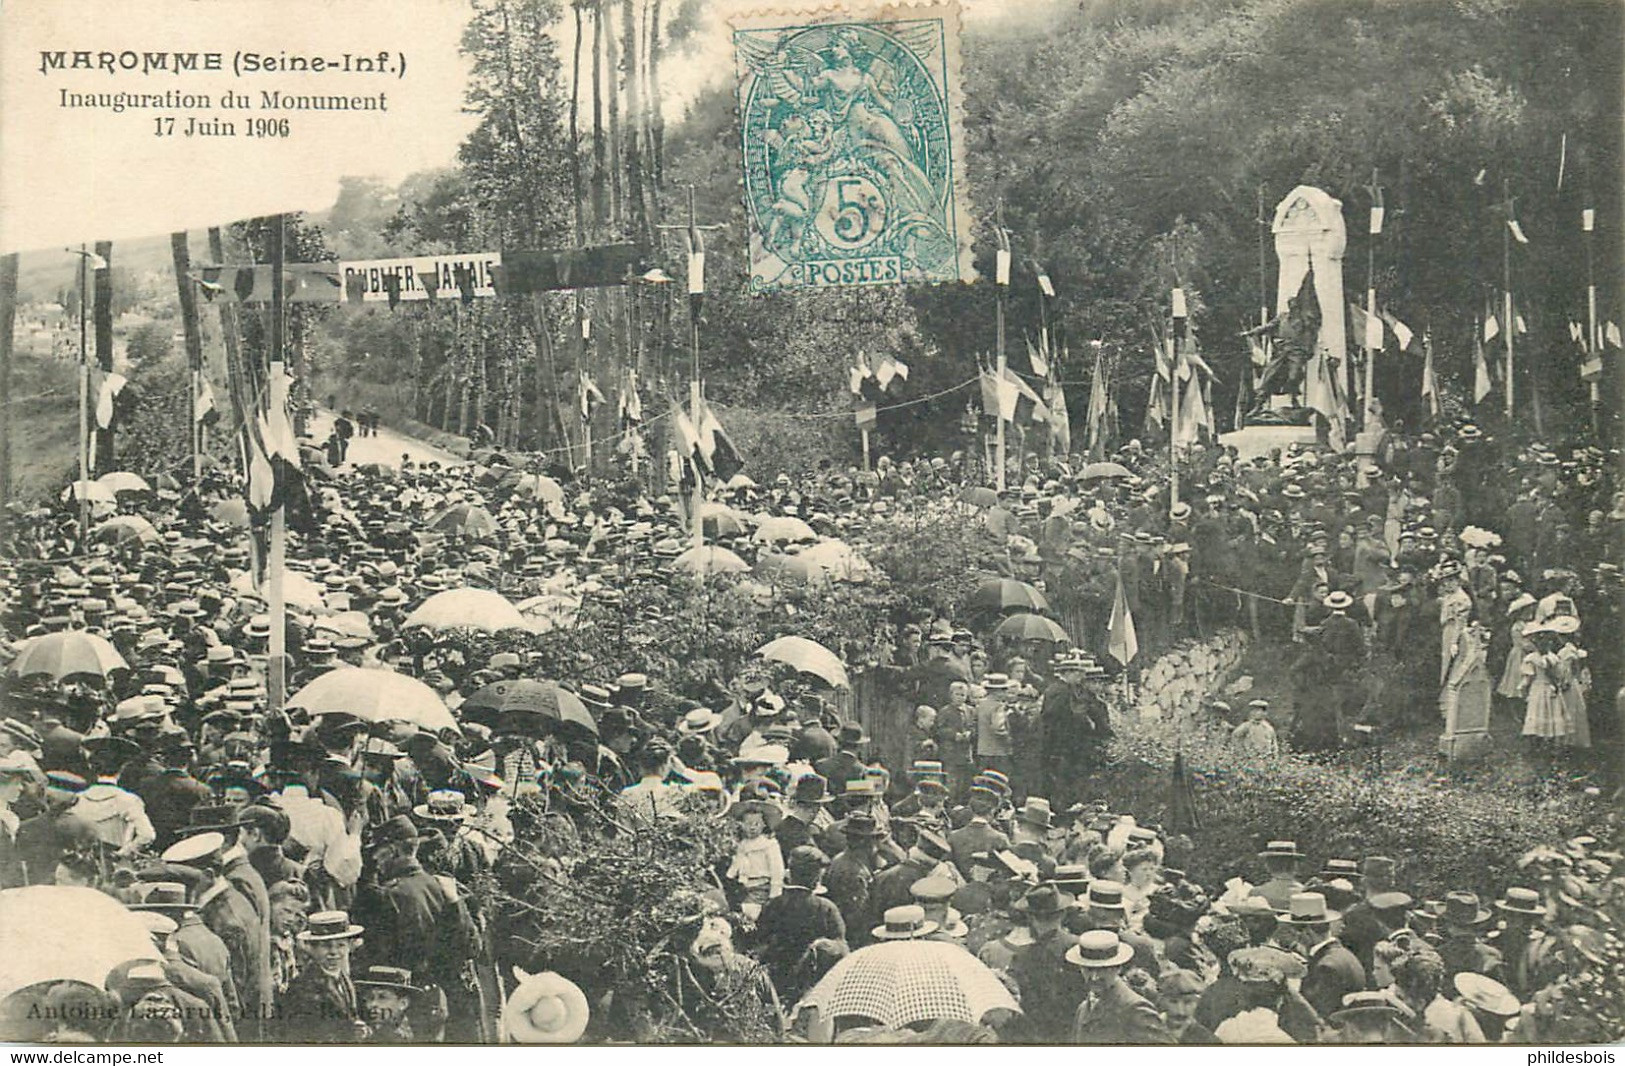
0, 411, 1619, 1044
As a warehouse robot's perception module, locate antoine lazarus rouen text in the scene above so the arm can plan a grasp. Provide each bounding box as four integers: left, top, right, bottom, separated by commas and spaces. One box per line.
39, 49, 402, 139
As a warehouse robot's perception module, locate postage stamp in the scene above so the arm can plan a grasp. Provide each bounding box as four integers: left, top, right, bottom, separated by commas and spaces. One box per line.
732, 2, 976, 292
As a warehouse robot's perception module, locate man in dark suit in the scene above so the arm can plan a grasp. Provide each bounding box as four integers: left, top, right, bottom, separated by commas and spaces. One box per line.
1008, 884, 1084, 1043
824, 815, 886, 948
947, 784, 1009, 877
161, 831, 273, 1034
1280, 892, 1366, 1021
813, 724, 867, 798
1068, 930, 1170, 1043
754, 846, 846, 1005
277, 910, 369, 1042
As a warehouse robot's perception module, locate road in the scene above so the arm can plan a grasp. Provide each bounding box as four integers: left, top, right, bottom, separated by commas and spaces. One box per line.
304, 408, 461, 469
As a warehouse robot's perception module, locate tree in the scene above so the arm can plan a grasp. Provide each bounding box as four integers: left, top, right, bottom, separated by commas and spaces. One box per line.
125, 321, 174, 369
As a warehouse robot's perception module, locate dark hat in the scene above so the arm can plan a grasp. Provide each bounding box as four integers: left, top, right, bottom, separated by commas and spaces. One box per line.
789, 773, 833, 805
1442, 891, 1491, 927
1015, 883, 1075, 916
843, 813, 886, 840
354, 966, 419, 994
373, 814, 420, 847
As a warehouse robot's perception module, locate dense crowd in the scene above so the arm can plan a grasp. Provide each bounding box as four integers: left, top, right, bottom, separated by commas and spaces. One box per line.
0, 414, 1619, 1044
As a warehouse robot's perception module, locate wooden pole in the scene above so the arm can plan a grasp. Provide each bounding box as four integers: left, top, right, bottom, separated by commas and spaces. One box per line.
77, 246, 90, 545
861, 428, 871, 472
1503, 180, 1515, 418
171, 232, 206, 486
1585, 204, 1600, 433
1364, 169, 1380, 428
267, 214, 288, 718
0, 253, 17, 508
687, 186, 703, 552
994, 205, 1008, 492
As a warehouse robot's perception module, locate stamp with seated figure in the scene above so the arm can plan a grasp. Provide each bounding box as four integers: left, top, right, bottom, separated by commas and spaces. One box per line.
732, 2, 976, 292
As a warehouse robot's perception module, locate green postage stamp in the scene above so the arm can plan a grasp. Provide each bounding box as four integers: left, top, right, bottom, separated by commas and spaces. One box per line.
733, 2, 976, 292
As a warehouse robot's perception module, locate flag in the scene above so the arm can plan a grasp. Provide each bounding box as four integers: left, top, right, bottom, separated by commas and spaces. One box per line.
1025, 334, 1050, 378
849, 352, 873, 395
1515, 314, 1527, 335
1175, 371, 1207, 446
696, 398, 744, 480
1473, 322, 1493, 404
1381, 311, 1414, 351
1570, 322, 1585, 345
92, 369, 127, 429
1508, 219, 1529, 244
1421, 332, 1440, 417
195, 378, 219, 425
1086, 343, 1109, 454
1108, 570, 1138, 666
1035, 262, 1055, 298
578, 372, 605, 422
979, 369, 1002, 419
873, 354, 909, 392
1044, 375, 1071, 455
1484, 314, 1500, 343
1001, 365, 1048, 422
618, 369, 643, 426
1361, 305, 1384, 350
1609, 322, 1622, 347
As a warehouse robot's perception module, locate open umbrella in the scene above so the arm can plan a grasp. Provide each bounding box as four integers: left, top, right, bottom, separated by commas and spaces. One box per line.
425, 503, 498, 537
310, 611, 375, 641
458, 680, 598, 736
969, 577, 1049, 614
511, 474, 565, 506
5, 630, 127, 681
211, 498, 250, 528
697, 502, 747, 537
798, 940, 1019, 1030
753, 515, 817, 544
0, 886, 162, 1002
758, 635, 850, 689
60, 480, 116, 505
725, 473, 757, 490
93, 515, 160, 546
800, 540, 876, 582
96, 471, 150, 494
229, 569, 326, 612
993, 612, 1071, 644
959, 486, 999, 508
287, 666, 459, 732
1081, 461, 1133, 481
755, 553, 830, 589
671, 545, 749, 576
404, 588, 528, 632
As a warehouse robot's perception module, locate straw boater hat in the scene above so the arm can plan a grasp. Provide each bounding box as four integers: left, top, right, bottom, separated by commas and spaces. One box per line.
1066, 929, 1134, 968
503, 968, 589, 1044
676, 707, 723, 735
1493, 886, 1546, 917
354, 966, 420, 995
413, 789, 476, 823
871, 904, 938, 941
1278, 892, 1340, 925
296, 910, 364, 943
1453, 973, 1521, 1018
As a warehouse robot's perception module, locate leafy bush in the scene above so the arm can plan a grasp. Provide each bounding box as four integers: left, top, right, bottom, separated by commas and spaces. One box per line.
708, 403, 852, 482
1100, 714, 1605, 900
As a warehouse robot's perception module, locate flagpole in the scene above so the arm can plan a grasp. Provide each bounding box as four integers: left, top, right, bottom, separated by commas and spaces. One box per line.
686, 186, 704, 552
76, 245, 90, 546
994, 205, 1009, 492
1364, 169, 1381, 429
267, 214, 288, 719
1584, 201, 1599, 433
1169, 288, 1184, 520
1502, 179, 1515, 418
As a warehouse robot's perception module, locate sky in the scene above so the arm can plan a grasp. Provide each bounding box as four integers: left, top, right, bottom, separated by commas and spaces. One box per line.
0, 0, 1065, 255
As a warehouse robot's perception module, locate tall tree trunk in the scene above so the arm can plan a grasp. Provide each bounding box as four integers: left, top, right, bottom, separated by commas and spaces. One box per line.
591, 0, 608, 228
622, 0, 647, 243
647, 0, 666, 203
570, 0, 587, 246
0, 253, 18, 506
92, 240, 114, 471
171, 232, 205, 479
606, 0, 624, 229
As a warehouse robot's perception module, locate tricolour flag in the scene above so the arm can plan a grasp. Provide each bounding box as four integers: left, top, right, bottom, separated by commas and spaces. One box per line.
1484, 314, 1500, 343
1473, 321, 1493, 404
696, 398, 744, 481
1421, 332, 1440, 417
1108, 570, 1138, 666
1086, 343, 1109, 455
1026, 334, 1050, 379
873, 354, 909, 392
